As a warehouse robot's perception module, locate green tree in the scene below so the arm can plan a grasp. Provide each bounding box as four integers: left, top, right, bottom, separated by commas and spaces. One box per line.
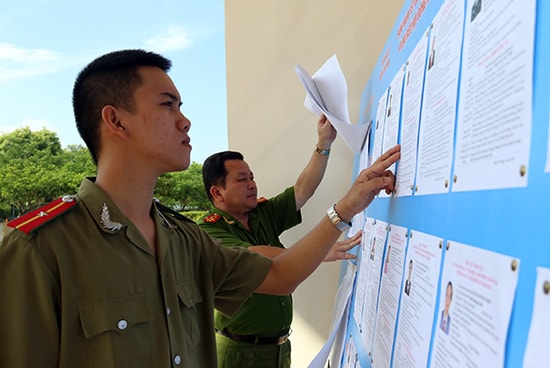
0, 127, 208, 220
0, 128, 95, 219
154, 162, 210, 212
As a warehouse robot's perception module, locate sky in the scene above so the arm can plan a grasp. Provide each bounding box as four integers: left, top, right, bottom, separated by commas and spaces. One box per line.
0, 0, 228, 165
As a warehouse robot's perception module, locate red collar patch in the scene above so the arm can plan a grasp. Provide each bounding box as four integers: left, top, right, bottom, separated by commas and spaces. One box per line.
203, 213, 222, 223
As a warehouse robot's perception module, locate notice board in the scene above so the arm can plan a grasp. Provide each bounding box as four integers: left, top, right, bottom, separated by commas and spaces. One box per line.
333, 0, 550, 367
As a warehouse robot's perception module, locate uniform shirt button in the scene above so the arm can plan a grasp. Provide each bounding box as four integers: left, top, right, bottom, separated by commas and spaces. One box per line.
117, 319, 128, 330
166, 307, 171, 316
174, 355, 182, 365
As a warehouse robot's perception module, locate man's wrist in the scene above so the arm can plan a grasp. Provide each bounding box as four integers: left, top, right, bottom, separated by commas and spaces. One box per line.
326, 204, 352, 232
315, 146, 331, 156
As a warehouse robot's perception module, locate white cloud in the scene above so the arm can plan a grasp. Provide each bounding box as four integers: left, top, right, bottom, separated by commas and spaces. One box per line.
0, 43, 61, 84
144, 25, 194, 53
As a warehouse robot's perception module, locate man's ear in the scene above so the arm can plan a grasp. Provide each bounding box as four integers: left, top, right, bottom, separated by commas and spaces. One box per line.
210, 186, 223, 203
101, 105, 128, 138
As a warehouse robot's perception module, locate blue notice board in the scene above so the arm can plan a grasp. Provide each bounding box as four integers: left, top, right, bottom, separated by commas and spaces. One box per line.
339, 0, 550, 367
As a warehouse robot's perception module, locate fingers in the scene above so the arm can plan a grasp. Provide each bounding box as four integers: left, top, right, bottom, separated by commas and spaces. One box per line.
338, 232, 362, 252
370, 145, 401, 174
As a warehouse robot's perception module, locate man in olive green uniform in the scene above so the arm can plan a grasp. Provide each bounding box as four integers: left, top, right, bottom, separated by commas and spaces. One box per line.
199, 118, 364, 368
0, 49, 400, 368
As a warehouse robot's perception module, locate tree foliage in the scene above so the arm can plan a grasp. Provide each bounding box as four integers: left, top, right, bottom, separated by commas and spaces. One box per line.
0, 128, 96, 218
154, 162, 210, 212
0, 128, 210, 220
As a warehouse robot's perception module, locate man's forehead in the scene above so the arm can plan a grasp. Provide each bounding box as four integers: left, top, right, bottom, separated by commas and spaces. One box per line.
137, 66, 180, 96
225, 160, 251, 175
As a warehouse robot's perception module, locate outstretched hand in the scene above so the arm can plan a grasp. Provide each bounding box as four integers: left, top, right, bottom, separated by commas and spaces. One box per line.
335, 145, 401, 222
323, 230, 362, 262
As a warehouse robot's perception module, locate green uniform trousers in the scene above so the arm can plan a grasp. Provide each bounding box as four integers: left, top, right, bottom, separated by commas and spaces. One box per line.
216, 333, 291, 368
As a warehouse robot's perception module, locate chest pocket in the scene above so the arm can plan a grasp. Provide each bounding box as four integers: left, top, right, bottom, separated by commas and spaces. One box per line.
177, 281, 203, 350
79, 294, 155, 368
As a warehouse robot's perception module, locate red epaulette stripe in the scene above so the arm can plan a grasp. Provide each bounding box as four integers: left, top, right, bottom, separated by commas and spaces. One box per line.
8, 197, 77, 234
257, 197, 268, 204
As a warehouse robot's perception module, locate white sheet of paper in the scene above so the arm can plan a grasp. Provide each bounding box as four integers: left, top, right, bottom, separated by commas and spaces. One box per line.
342, 334, 359, 368
353, 217, 376, 332
523, 267, 550, 368
295, 55, 369, 153
392, 230, 443, 368
395, 31, 429, 197
430, 241, 519, 368
360, 220, 389, 359
383, 66, 405, 169
378, 67, 405, 199
308, 261, 356, 368
453, 0, 535, 192
348, 211, 365, 239
415, 0, 464, 195
371, 224, 408, 368
371, 93, 389, 166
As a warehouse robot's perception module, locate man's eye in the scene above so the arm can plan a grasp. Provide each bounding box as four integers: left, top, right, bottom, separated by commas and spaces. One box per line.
162, 102, 173, 108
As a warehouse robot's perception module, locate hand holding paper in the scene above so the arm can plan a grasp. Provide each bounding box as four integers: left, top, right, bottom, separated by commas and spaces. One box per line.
295, 55, 370, 153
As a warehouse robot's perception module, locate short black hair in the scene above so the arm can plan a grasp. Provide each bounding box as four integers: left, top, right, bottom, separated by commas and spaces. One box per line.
72, 49, 172, 164
202, 151, 244, 202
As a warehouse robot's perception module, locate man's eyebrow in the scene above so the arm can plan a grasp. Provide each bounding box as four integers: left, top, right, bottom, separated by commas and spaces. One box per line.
161, 92, 183, 107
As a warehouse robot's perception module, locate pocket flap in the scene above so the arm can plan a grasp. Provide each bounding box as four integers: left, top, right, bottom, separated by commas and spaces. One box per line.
177, 281, 203, 308
79, 294, 153, 338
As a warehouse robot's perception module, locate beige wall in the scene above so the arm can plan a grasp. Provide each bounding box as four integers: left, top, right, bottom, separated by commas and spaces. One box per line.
225, 1, 404, 365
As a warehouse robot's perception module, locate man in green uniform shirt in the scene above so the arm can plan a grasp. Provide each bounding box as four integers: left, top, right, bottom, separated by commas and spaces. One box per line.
0, 49, 400, 368
198, 119, 363, 368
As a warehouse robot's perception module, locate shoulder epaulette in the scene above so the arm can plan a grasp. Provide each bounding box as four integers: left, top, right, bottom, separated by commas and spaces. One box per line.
8, 195, 77, 234
257, 197, 268, 204
203, 213, 221, 223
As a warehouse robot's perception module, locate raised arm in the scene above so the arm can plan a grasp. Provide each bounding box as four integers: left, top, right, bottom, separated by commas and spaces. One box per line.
256, 144, 401, 295
293, 114, 337, 209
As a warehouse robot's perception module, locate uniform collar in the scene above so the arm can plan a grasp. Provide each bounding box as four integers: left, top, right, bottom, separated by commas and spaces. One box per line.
208, 206, 258, 227
78, 177, 174, 232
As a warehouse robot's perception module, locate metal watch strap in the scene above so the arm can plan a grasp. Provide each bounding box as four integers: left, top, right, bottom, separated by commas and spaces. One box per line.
326, 204, 352, 232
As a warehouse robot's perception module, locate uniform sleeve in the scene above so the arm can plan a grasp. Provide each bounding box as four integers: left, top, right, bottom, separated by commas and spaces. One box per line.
0, 232, 60, 368
195, 229, 272, 317
258, 186, 301, 234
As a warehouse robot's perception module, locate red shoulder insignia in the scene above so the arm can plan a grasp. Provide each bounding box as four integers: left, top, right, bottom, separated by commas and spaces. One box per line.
257, 197, 268, 204
203, 213, 221, 223
8, 195, 77, 234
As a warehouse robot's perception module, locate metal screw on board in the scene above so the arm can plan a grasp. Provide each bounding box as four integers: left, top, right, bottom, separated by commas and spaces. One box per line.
453, 174, 458, 183
543, 281, 550, 295
445, 179, 449, 188
511, 259, 518, 272
439, 240, 443, 249
446, 241, 450, 251
519, 165, 526, 177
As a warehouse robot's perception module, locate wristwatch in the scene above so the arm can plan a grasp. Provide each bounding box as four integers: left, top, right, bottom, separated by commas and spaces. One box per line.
326, 204, 352, 232
315, 146, 331, 156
